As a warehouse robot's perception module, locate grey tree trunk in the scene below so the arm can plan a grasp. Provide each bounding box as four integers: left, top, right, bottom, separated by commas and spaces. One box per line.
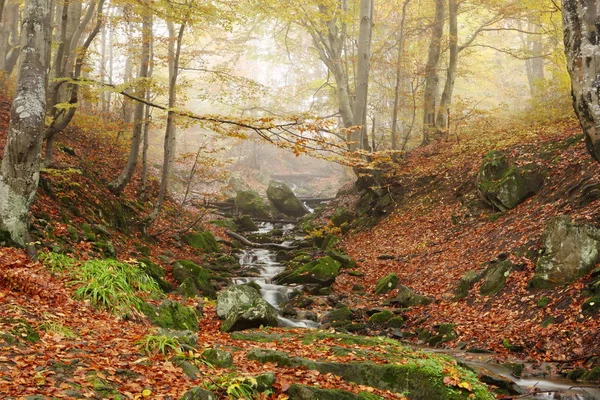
349, 0, 374, 152
563, 0, 600, 162
436, 0, 458, 134
140, 9, 154, 200
108, 3, 151, 194
391, 0, 411, 151
0, 0, 51, 246
524, 22, 545, 98
146, 20, 184, 224
421, 0, 445, 146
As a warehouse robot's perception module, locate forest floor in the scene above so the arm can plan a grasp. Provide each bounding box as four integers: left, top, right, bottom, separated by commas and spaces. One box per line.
0, 85, 599, 400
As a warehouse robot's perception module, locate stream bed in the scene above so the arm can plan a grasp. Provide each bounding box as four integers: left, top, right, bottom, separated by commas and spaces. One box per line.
231, 222, 599, 400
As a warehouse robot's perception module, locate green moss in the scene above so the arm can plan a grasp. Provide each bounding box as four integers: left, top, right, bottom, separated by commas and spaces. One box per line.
183, 232, 220, 253
387, 316, 404, 328
4, 318, 40, 343
369, 310, 394, 324
274, 256, 341, 287
201, 348, 234, 368
374, 273, 399, 295
454, 270, 481, 300
537, 296, 549, 308
141, 300, 199, 332
235, 190, 271, 218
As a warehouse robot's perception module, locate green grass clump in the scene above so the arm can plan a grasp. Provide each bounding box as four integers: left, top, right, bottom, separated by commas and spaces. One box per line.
38, 321, 77, 338
137, 334, 180, 356
73, 259, 161, 315
39, 251, 77, 272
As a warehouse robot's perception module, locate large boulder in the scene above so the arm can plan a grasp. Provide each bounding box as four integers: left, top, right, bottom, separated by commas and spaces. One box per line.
530, 216, 600, 288
172, 260, 216, 299
273, 256, 341, 287
477, 151, 543, 211
216, 284, 263, 318
235, 190, 271, 218
183, 231, 220, 253
479, 260, 513, 296
141, 300, 199, 332
220, 297, 278, 332
387, 285, 433, 307
266, 180, 309, 217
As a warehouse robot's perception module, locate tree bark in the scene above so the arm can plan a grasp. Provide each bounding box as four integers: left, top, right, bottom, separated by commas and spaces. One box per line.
436, 0, 458, 135
146, 19, 182, 223
421, 0, 445, 146
563, 0, 600, 162
108, 4, 151, 194
0, 0, 52, 246
391, 0, 411, 151
349, 0, 374, 152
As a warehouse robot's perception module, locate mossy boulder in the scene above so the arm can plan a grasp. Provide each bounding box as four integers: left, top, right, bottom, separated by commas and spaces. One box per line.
220, 298, 278, 332
183, 231, 220, 253
201, 348, 234, 368
273, 256, 341, 287
331, 208, 355, 227
286, 384, 383, 400
388, 285, 433, 307
374, 273, 399, 295
368, 310, 394, 324
479, 260, 513, 296
477, 151, 543, 211
138, 258, 172, 292
216, 284, 262, 318
172, 260, 216, 298
235, 215, 258, 232
266, 180, 309, 217
235, 190, 271, 218
141, 300, 199, 332
530, 216, 600, 288
387, 316, 404, 328
582, 296, 599, 316
325, 249, 357, 269
157, 328, 198, 350
246, 349, 493, 400
180, 387, 217, 400
454, 270, 481, 300
320, 304, 353, 325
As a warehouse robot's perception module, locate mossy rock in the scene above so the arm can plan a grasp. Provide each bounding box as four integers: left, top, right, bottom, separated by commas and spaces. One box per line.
216, 284, 262, 318
3, 318, 40, 343
201, 348, 234, 368
273, 256, 341, 287
368, 310, 394, 324
183, 231, 220, 253
326, 249, 357, 269
582, 296, 599, 316
180, 387, 217, 400
141, 300, 199, 332
454, 270, 481, 300
331, 208, 355, 227
172, 260, 216, 299
235, 190, 271, 218
247, 349, 493, 400
266, 180, 309, 217
387, 316, 404, 328
235, 215, 258, 232
374, 273, 399, 295
138, 258, 172, 292
320, 304, 353, 325
220, 298, 278, 332
286, 384, 383, 400
388, 285, 433, 307
157, 328, 198, 350
210, 219, 237, 231
479, 260, 512, 297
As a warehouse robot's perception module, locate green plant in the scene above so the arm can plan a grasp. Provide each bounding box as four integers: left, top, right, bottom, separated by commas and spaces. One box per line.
38, 321, 77, 338
204, 375, 269, 399
39, 251, 77, 272
137, 334, 180, 356
72, 259, 161, 315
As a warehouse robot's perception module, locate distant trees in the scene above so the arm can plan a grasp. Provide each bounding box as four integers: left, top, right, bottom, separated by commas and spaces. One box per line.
563, 0, 600, 162
0, 0, 51, 246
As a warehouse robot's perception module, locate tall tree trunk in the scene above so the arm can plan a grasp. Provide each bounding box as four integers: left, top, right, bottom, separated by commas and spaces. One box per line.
108, 2, 151, 194
436, 0, 458, 135
421, 0, 445, 146
391, 0, 411, 151
350, 0, 374, 152
524, 22, 545, 98
0, 0, 51, 246
1, 3, 19, 74
563, 0, 600, 162
140, 11, 154, 200
0, 0, 5, 23
146, 20, 184, 224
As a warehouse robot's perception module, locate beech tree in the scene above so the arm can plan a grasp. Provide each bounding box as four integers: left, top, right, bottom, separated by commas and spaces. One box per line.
563, 0, 600, 162
0, 0, 51, 246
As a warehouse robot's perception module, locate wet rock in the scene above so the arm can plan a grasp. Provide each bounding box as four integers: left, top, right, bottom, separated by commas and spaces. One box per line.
183, 231, 220, 253
530, 216, 600, 288
266, 180, 309, 217
172, 260, 216, 298
220, 298, 278, 332
374, 273, 399, 295
235, 190, 271, 218
273, 256, 341, 287
477, 150, 543, 211
216, 284, 262, 318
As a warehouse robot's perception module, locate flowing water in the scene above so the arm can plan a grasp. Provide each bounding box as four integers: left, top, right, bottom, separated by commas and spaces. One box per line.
233, 223, 319, 328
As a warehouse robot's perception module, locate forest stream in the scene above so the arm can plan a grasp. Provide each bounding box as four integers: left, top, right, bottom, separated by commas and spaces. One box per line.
231, 222, 600, 400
